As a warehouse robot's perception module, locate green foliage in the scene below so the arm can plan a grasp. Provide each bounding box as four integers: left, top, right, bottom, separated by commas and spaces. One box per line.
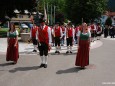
64, 0, 108, 24
0, 28, 8, 37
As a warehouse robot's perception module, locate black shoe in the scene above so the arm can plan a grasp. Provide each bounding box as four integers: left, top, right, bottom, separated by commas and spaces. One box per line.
12, 62, 17, 65
66, 51, 69, 54
55, 51, 58, 53
70, 51, 72, 54
57, 51, 60, 54
44, 64, 47, 68
80, 66, 85, 69
39, 64, 44, 68
33, 50, 37, 52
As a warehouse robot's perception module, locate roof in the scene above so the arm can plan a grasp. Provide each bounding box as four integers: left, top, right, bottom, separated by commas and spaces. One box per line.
108, 12, 115, 16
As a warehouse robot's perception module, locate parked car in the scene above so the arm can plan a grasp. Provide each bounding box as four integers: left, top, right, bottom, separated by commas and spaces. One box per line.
20, 24, 29, 33
20, 24, 28, 29
25, 23, 33, 29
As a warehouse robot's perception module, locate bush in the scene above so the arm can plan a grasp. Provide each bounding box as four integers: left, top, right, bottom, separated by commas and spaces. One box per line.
0, 28, 8, 37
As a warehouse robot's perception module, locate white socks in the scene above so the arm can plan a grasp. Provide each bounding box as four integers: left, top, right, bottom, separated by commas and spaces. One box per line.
70, 46, 72, 51
45, 56, 48, 64
67, 46, 72, 52
56, 46, 60, 51
67, 46, 69, 51
56, 46, 58, 51
40, 56, 48, 64
40, 56, 44, 64
34, 45, 37, 50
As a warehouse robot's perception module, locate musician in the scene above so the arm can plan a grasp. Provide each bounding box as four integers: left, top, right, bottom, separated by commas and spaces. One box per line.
96, 23, 102, 40
30, 23, 38, 52
65, 23, 75, 54
90, 23, 97, 42
36, 19, 52, 68
52, 22, 63, 54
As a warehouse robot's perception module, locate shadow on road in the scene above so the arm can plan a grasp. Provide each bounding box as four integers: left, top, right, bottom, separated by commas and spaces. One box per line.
56, 67, 85, 74
0, 62, 15, 67
50, 53, 76, 56
9, 66, 40, 73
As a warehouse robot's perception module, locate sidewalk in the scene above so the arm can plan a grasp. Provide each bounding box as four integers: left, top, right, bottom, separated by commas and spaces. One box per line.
0, 38, 103, 55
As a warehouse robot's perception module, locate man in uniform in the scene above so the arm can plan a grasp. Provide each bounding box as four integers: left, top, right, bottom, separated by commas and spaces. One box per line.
96, 23, 102, 40
36, 19, 52, 68
30, 19, 38, 52
90, 22, 97, 42
52, 22, 63, 54
65, 23, 75, 54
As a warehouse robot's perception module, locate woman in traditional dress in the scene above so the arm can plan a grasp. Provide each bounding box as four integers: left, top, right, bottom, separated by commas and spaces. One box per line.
75, 23, 91, 69
6, 23, 19, 64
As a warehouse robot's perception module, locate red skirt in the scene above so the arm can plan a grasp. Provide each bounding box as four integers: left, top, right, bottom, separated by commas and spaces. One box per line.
6, 38, 19, 63
75, 40, 90, 67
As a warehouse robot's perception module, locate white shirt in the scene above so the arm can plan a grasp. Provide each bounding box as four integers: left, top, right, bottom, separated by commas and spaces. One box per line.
77, 30, 91, 37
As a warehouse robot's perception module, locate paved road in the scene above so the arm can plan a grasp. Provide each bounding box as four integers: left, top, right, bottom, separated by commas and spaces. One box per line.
0, 38, 115, 86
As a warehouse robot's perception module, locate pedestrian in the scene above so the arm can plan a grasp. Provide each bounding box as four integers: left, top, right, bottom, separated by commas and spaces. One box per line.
65, 23, 75, 54
75, 23, 91, 69
52, 22, 63, 54
36, 19, 52, 68
104, 25, 109, 38
109, 25, 115, 38
96, 23, 102, 40
30, 23, 38, 52
6, 23, 19, 64
90, 22, 96, 42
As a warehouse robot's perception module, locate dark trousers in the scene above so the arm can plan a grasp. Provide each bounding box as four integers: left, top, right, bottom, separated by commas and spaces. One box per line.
54, 37, 61, 46
38, 42, 48, 56
32, 38, 37, 45
66, 37, 73, 46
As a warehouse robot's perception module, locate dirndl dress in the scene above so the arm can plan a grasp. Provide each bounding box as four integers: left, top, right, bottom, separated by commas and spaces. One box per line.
6, 31, 19, 63
75, 32, 90, 67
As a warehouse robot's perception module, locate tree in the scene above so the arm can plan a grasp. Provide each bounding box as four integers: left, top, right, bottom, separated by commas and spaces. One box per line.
0, 0, 36, 26
64, 0, 108, 24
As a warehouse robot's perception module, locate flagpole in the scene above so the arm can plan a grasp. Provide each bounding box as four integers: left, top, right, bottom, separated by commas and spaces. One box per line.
54, 5, 56, 24
47, 3, 49, 25
44, 1, 48, 24
50, 4, 52, 25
